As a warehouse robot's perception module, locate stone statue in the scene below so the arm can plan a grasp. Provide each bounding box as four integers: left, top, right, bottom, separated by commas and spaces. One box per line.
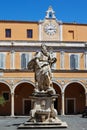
27, 43, 56, 95
18, 43, 68, 128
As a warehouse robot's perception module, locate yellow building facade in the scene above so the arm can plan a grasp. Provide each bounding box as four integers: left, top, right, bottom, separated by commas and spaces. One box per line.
0, 6, 87, 116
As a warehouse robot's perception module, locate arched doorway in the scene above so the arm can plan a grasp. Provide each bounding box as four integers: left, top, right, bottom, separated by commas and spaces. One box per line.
0, 83, 11, 116
53, 83, 62, 115
14, 82, 34, 116
65, 82, 85, 114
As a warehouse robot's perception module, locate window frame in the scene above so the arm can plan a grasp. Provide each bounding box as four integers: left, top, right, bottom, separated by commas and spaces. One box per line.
0, 53, 6, 69
69, 53, 80, 70
27, 29, 33, 38
5, 29, 11, 38
20, 52, 32, 69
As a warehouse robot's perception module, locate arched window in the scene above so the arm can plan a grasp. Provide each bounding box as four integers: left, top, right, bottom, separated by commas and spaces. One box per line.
49, 12, 53, 18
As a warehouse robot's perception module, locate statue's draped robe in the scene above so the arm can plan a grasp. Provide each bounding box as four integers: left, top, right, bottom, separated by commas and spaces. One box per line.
34, 51, 52, 91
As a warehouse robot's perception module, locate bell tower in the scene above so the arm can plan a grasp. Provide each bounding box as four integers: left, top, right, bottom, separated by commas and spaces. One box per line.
45, 6, 56, 19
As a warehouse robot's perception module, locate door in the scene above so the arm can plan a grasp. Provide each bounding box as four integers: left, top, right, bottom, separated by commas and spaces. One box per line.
24, 99, 31, 115
66, 98, 75, 114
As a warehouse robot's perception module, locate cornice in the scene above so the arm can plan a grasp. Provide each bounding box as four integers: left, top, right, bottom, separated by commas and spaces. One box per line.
0, 69, 87, 73
0, 41, 87, 52
0, 40, 86, 46
0, 20, 38, 24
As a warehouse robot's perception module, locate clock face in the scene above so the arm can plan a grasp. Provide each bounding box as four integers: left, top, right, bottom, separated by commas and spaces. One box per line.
44, 23, 56, 35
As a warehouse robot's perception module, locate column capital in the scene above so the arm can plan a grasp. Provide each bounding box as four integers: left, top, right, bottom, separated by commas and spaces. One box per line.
60, 51, 65, 54
11, 50, 15, 53
11, 92, 15, 95
11, 89, 15, 95
62, 92, 65, 95
84, 51, 87, 54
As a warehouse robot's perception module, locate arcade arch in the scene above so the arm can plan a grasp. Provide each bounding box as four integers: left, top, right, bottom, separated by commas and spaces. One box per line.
0, 80, 86, 116
63, 81, 86, 93
64, 82, 85, 114
14, 82, 34, 115
13, 80, 35, 92
0, 82, 11, 116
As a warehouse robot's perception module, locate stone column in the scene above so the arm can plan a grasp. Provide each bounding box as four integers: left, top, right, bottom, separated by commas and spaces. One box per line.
11, 92, 15, 117
60, 51, 64, 69
61, 92, 65, 115
85, 92, 87, 106
10, 50, 15, 69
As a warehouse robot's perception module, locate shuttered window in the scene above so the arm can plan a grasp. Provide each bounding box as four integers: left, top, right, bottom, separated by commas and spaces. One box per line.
0, 53, 5, 69
21, 53, 32, 69
70, 54, 79, 70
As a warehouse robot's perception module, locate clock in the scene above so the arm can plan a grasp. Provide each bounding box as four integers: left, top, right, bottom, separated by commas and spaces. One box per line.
44, 23, 56, 35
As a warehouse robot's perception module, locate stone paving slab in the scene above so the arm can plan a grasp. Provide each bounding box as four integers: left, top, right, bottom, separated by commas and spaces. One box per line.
0, 115, 87, 130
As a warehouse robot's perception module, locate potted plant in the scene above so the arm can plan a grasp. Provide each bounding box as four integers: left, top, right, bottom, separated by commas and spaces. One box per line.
0, 95, 5, 106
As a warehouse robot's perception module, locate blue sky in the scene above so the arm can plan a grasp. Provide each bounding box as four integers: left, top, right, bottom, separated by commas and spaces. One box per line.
0, 0, 87, 24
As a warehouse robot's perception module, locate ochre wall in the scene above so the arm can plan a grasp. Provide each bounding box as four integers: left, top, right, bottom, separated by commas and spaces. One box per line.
63, 24, 87, 41
1, 51, 85, 78
0, 21, 39, 41
4, 52, 85, 70
0, 21, 87, 42
6, 52, 10, 69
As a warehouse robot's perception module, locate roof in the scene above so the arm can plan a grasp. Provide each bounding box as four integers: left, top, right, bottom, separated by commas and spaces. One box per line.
0, 20, 38, 24
0, 20, 87, 26
63, 22, 87, 26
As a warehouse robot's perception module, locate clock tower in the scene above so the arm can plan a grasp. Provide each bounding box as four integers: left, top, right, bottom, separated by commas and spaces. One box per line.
39, 6, 62, 41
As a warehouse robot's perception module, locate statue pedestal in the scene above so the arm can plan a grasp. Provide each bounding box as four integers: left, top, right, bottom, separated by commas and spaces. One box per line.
18, 93, 68, 129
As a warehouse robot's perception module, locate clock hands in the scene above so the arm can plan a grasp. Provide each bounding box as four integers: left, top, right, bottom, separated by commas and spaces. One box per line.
44, 23, 56, 35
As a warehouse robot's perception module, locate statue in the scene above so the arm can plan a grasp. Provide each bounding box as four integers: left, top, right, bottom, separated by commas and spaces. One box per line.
27, 43, 56, 95
18, 43, 68, 128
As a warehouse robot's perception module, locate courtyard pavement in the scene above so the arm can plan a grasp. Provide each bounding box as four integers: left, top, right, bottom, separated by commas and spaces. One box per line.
0, 115, 87, 130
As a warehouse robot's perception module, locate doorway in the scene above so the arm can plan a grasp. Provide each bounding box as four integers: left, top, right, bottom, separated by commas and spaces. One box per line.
23, 99, 31, 115
66, 98, 76, 114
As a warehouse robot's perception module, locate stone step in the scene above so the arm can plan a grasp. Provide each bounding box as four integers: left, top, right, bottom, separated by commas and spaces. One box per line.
18, 122, 68, 129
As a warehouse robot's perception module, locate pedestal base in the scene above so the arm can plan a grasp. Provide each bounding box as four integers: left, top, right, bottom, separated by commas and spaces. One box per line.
18, 93, 68, 129
18, 121, 68, 129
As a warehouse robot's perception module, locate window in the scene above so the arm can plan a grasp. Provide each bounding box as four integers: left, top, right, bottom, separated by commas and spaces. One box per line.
0, 53, 5, 69
21, 53, 32, 69
70, 54, 79, 70
5, 29, 11, 38
27, 29, 33, 38
3, 92, 9, 101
